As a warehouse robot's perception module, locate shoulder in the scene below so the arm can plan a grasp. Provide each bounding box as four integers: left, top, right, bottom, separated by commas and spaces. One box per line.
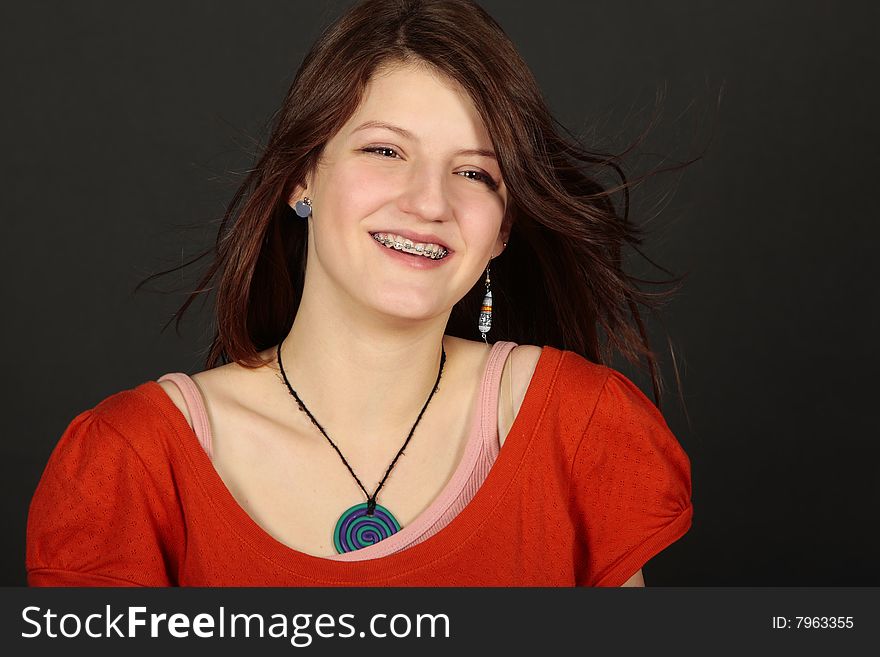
511, 344, 542, 371
588, 368, 675, 442
43, 381, 194, 476
93, 383, 184, 444
567, 364, 693, 587
157, 358, 270, 432
555, 348, 614, 386
542, 349, 676, 434
157, 379, 192, 428
519, 349, 687, 473
29, 384, 186, 534
520, 347, 614, 431
507, 344, 542, 413
28, 385, 186, 586
572, 365, 692, 503
453, 339, 542, 412
35, 379, 196, 499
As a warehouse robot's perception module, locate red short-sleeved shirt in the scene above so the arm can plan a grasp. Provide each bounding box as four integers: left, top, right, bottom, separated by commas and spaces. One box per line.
26, 346, 692, 586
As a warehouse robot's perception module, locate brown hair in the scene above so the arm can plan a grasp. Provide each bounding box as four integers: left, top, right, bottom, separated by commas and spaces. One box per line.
140, 0, 692, 410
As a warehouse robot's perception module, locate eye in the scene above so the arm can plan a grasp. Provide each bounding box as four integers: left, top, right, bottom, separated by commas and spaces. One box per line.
361, 146, 400, 158
456, 170, 499, 191
362, 146, 499, 191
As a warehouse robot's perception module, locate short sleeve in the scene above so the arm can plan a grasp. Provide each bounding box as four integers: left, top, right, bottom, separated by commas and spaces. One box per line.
570, 369, 693, 586
26, 409, 183, 586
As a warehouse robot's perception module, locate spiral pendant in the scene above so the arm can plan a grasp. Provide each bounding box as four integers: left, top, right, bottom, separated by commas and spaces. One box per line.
333, 502, 402, 553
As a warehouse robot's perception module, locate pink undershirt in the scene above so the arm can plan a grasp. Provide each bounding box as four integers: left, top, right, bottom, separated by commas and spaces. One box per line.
157, 340, 518, 561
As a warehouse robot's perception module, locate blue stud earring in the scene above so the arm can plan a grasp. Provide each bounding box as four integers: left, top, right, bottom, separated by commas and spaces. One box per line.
294, 197, 312, 218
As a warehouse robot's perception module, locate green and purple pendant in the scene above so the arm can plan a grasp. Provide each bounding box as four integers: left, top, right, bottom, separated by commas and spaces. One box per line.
333, 502, 401, 554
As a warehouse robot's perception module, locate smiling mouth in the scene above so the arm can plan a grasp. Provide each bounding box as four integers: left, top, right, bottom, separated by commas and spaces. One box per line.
370, 232, 450, 260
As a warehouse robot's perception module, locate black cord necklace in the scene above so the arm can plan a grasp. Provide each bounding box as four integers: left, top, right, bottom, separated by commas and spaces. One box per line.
276, 339, 447, 554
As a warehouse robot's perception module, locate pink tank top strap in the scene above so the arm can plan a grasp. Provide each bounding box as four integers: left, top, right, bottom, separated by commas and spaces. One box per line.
479, 340, 518, 456
156, 373, 214, 460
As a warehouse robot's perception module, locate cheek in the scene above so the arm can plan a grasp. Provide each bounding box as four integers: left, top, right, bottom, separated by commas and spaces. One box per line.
326, 163, 394, 219
453, 195, 506, 248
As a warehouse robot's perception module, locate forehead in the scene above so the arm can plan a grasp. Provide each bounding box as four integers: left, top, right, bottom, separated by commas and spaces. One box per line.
343, 62, 492, 146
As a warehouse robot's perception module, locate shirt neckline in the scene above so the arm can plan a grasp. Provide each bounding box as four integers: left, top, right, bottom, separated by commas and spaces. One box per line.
142, 344, 563, 584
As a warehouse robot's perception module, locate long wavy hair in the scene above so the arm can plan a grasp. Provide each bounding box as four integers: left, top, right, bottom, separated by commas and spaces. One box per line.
139, 0, 693, 410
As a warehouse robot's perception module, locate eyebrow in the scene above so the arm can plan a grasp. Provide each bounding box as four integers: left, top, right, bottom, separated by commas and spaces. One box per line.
351, 120, 497, 160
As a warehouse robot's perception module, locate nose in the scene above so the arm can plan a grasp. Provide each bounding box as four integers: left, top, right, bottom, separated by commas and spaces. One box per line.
395, 160, 452, 222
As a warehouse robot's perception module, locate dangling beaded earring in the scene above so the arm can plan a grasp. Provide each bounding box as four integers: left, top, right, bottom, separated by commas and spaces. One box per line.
478, 241, 507, 343
478, 262, 492, 344
294, 196, 312, 218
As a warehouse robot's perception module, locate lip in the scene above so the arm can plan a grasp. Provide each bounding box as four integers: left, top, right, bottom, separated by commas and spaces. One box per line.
369, 229, 453, 252
369, 233, 453, 269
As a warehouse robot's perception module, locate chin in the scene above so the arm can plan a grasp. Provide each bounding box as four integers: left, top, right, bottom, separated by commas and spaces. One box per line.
369, 290, 445, 322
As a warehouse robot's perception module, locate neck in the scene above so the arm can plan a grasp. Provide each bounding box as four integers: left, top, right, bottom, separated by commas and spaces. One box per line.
276, 282, 452, 446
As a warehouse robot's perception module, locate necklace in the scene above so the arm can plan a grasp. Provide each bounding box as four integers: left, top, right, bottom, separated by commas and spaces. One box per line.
275, 340, 447, 554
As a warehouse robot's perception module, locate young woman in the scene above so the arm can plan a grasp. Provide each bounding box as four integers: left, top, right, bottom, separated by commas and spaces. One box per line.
27, 0, 692, 586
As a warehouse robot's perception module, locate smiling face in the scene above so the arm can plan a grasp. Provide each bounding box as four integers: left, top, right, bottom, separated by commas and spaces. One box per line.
290, 60, 509, 325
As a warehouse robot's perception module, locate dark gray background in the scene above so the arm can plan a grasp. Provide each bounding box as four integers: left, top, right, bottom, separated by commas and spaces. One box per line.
2, 1, 877, 586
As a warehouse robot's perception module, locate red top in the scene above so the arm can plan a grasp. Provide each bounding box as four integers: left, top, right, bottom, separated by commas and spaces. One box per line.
26, 346, 693, 586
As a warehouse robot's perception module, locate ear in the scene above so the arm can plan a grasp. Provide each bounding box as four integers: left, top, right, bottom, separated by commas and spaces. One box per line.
493, 214, 513, 258
286, 178, 311, 210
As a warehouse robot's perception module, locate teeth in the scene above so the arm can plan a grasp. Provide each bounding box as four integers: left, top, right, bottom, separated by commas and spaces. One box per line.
372, 233, 448, 259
